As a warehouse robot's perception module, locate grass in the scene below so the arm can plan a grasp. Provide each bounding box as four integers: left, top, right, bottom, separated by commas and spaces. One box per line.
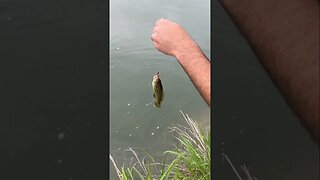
110, 110, 210, 180
222, 153, 258, 180
162, 110, 210, 179
110, 110, 257, 180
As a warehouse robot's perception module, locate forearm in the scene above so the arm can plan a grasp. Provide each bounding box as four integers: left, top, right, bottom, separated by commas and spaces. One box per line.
151, 18, 211, 106
220, 0, 319, 140
175, 47, 211, 106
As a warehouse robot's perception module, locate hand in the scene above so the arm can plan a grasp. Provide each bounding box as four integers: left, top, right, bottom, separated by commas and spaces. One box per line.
151, 18, 201, 58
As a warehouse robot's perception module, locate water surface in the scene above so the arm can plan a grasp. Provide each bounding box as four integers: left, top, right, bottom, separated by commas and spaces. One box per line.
110, 0, 210, 178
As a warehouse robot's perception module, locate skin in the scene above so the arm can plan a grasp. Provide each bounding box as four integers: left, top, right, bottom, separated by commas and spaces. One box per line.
151, 18, 211, 106
219, 0, 319, 141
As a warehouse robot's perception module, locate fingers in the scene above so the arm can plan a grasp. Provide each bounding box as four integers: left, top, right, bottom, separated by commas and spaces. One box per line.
152, 18, 166, 40
152, 18, 169, 50
151, 33, 159, 48
153, 42, 160, 50
152, 26, 158, 33
155, 18, 163, 26
153, 18, 170, 34
155, 17, 168, 26
151, 33, 158, 42
152, 19, 162, 40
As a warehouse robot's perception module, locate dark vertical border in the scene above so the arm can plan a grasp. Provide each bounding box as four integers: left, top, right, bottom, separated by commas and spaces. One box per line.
0, 0, 110, 179
210, 0, 214, 179
106, 0, 110, 178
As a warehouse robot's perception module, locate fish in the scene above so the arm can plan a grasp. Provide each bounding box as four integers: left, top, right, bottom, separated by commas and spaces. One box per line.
152, 72, 164, 108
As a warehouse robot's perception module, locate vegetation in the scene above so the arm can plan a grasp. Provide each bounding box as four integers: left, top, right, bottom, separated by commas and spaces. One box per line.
110, 110, 210, 180
110, 110, 257, 180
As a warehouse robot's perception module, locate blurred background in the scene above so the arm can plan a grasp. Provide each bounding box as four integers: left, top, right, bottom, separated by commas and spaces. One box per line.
212, 0, 319, 179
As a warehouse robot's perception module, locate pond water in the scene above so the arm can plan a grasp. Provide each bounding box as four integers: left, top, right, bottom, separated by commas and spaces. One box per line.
109, 0, 210, 178
2, 0, 317, 179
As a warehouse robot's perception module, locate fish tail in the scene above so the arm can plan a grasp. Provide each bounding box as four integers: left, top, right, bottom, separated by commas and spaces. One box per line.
153, 101, 161, 108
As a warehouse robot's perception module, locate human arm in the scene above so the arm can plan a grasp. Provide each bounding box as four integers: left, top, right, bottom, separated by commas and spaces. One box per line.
151, 18, 211, 106
219, 0, 319, 141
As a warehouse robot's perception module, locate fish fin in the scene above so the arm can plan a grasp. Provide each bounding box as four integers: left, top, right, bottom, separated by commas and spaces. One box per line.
161, 91, 165, 101
154, 101, 161, 108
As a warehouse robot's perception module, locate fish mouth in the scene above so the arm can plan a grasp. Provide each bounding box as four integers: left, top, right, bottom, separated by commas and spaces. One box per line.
153, 72, 160, 80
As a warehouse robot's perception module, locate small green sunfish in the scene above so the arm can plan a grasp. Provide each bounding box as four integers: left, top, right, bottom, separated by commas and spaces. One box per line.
152, 72, 164, 108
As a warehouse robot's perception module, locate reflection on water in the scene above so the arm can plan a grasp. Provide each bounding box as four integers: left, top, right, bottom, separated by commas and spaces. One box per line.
110, 0, 210, 179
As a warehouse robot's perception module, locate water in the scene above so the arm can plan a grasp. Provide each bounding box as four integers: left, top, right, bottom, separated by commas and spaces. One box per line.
109, 0, 210, 178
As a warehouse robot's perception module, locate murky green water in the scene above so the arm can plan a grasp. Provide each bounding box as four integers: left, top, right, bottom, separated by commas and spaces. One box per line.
109, 0, 210, 178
